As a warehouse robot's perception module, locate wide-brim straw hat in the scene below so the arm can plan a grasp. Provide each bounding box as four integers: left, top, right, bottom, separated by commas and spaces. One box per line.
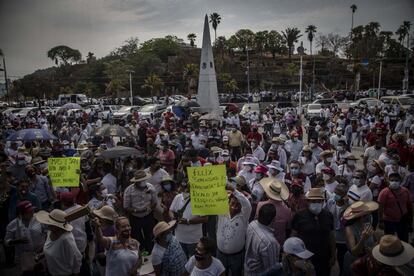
153, 220, 176, 237
160, 175, 176, 185
391, 133, 406, 142
260, 178, 289, 201
31, 157, 46, 166
230, 176, 247, 187
343, 201, 379, 221
320, 150, 334, 158
302, 145, 312, 152
345, 154, 359, 160
92, 205, 117, 222
373, 159, 386, 171
372, 235, 414, 266
306, 188, 325, 200
130, 170, 151, 182
35, 209, 73, 231
76, 144, 89, 151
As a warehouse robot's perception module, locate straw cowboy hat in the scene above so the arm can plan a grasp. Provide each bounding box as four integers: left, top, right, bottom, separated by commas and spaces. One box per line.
372, 235, 414, 266
242, 157, 257, 166
130, 170, 151, 183
320, 150, 334, 158
76, 143, 89, 151
35, 209, 73, 231
230, 176, 247, 187
153, 220, 176, 238
160, 175, 175, 184
345, 154, 359, 160
31, 157, 46, 166
343, 201, 379, 221
302, 145, 312, 152
373, 159, 386, 171
210, 146, 222, 154
93, 205, 118, 222
259, 178, 289, 201
306, 188, 325, 200
391, 133, 406, 142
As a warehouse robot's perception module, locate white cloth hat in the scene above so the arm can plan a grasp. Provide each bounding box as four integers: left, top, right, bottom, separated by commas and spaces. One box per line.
283, 237, 314, 259
266, 160, 283, 171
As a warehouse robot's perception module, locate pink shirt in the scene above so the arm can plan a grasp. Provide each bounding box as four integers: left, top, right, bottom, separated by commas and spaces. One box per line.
255, 199, 292, 245
378, 187, 411, 222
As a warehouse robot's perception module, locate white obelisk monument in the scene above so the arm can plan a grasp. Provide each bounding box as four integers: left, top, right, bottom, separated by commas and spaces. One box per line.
197, 14, 220, 114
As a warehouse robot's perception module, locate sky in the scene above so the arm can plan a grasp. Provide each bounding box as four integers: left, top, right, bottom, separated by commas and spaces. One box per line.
0, 0, 413, 80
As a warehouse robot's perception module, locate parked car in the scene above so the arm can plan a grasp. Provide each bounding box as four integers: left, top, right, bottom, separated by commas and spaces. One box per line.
305, 104, 322, 120
380, 96, 414, 110
312, 98, 336, 108
349, 98, 382, 110
138, 104, 165, 120
98, 105, 120, 122
113, 106, 140, 123
240, 103, 260, 117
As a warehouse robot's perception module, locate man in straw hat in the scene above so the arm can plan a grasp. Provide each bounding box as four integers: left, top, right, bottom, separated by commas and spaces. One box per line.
123, 169, 159, 252
151, 220, 187, 275
315, 150, 339, 176
291, 188, 336, 276
216, 184, 251, 276
256, 178, 291, 245
35, 209, 82, 276
352, 235, 414, 275
378, 172, 413, 242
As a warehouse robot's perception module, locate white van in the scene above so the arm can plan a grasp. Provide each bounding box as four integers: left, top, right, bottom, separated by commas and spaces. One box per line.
58, 94, 89, 106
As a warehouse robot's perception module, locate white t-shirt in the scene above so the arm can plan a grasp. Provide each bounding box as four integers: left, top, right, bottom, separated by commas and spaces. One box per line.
144, 168, 169, 194
151, 243, 166, 266
101, 173, 117, 194
185, 256, 225, 276
169, 194, 203, 244
364, 147, 385, 167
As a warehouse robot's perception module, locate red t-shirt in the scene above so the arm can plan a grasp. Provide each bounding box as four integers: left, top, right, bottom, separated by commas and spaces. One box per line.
378, 187, 411, 222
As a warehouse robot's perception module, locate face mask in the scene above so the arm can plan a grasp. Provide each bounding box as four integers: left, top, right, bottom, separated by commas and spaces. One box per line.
347, 160, 356, 166
290, 168, 299, 175
309, 202, 323, 215
101, 189, 108, 197
326, 157, 333, 163
389, 181, 400, 190
244, 165, 253, 172
255, 173, 263, 180
163, 184, 172, 192
352, 178, 362, 187
309, 142, 315, 148
293, 138, 298, 142
223, 156, 230, 161
322, 174, 330, 181
334, 194, 342, 202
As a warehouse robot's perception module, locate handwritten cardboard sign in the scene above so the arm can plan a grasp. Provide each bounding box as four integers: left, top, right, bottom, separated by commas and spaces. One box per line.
48, 157, 80, 187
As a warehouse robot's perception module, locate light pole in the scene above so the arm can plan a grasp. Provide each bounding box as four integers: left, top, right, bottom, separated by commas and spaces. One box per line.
377, 57, 383, 99
0, 49, 10, 105
126, 70, 134, 106
297, 42, 304, 115
246, 45, 250, 95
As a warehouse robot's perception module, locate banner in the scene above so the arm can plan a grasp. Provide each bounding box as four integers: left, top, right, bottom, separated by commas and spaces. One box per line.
48, 157, 81, 187
187, 165, 229, 215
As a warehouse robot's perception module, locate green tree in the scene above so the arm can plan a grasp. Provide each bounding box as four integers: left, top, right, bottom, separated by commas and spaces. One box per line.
86, 52, 96, 64
214, 36, 227, 60
187, 33, 197, 47
110, 37, 139, 58
47, 45, 82, 65
142, 73, 164, 97
103, 59, 132, 96
282, 28, 302, 59
140, 36, 181, 62
183, 63, 199, 95
327, 33, 347, 57
265, 30, 287, 59
305, 25, 317, 55
234, 29, 255, 52
219, 73, 238, 94
254, 31, 268, 58
209, 12, 222, 41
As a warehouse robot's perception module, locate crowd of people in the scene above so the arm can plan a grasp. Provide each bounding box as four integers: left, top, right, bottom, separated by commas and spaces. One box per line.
0, 100, 414, 276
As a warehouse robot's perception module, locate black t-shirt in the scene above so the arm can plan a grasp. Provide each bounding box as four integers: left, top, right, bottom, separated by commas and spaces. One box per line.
292, 208, 334, 259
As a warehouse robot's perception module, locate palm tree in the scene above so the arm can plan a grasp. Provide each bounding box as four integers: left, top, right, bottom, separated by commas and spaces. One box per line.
209, 13, 221, 42
183, 63, 199, 95
187, 33, 197, 47
141, 73, 164, 97
350, 4, 357, 33
282, 28, 302, 59
403, 21, 412, 50
305, 25, 317, 55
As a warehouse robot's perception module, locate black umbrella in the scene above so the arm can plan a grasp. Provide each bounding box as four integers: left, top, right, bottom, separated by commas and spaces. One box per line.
176, 99, 200, 108
100, 146, 141, 159
92, 125, 132, 137
7, 128, 58, 141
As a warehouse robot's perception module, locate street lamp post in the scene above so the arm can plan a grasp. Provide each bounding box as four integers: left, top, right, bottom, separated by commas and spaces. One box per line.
246, 45, 250, 94
297, 42, 304, 115
126, 70, 134, 106
377, 58, 382, 100
0, 50, 10, 105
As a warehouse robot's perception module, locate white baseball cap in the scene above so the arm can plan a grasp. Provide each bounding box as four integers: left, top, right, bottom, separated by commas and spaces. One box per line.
283, 237, 314, 259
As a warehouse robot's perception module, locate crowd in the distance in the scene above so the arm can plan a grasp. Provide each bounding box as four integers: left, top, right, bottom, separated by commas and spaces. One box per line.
0, 100, 413, 276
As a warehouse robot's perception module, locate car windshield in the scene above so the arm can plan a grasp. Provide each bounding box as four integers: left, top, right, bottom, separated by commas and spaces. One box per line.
140, 105, 156, 112
118, 106, 131, 112
365, 100, 379, 106
398, 97, 414, 105
308, 104, 321, 110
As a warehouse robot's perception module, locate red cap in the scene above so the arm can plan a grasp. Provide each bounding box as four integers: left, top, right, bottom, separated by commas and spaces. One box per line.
17, 200, 33, 214
254, 164, 268, 174
321, 167, 335, 176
